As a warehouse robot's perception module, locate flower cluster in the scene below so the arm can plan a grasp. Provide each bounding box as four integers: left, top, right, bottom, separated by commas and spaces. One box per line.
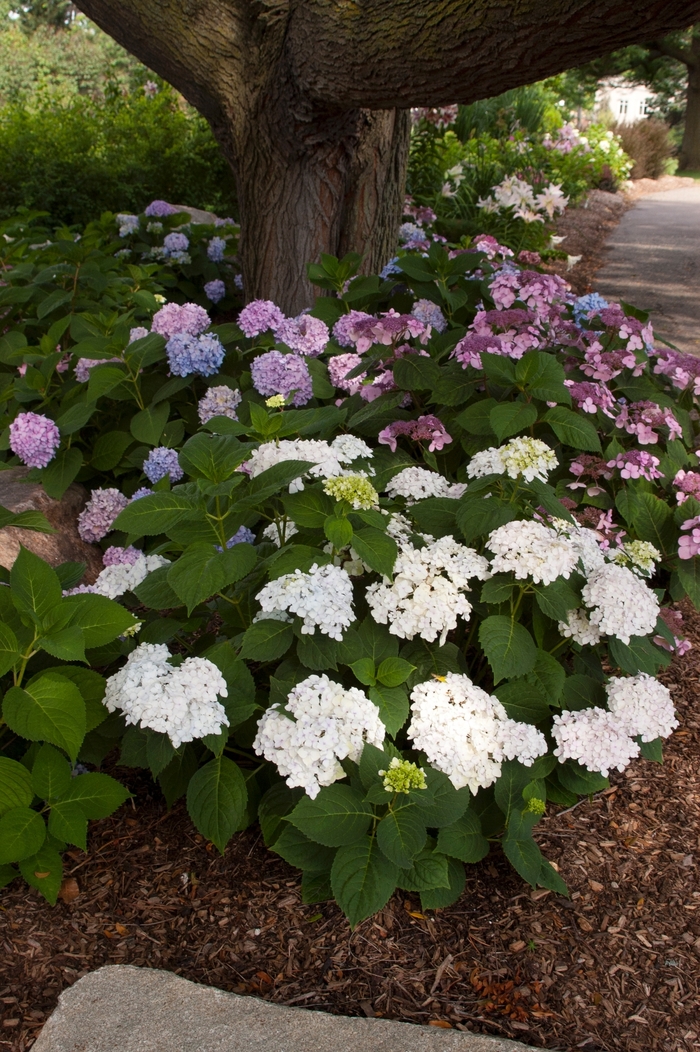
606, 450, 662, 482
207, 237, 226, 262
256, 562, 355, 640
246, 437, 372, 491
379, 757, 427, 794
386, 466, 466, 504
144, 200, 178, 217
467, 437, 557, 484
378, 415, 452, 453
143, 447, 184, 484
77, 488, 129, 543
673, 469, 700, 504
166, 333, 225, 377
253, 674, 385, 798
9, 412, 61, 469
478, 176, 568, 223
323, 474, 378, 510
678, 514, 700, 560
580, 563, 659, 644
328, 352, 366, 394
615, 400, 682, 444
487, 520, 579, 585
104, 643, 228, 748
204, 279, 226, 303
250, 350, 312, 406
238, 300, 285, 338
79, 551, 169, 600
152, 302, 210, 339
197, 385, 242, 424
276, 314, 329, 357
366, 536, 489, 644
408, 673, 547, 792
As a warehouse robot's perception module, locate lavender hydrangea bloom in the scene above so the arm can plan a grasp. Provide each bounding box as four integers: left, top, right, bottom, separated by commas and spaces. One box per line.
214, 217, 237, 228
144, 200, 178, 217
77, 488, 129, 543
129, 326, 149, 343
130, 487, 154, 501
198, 385, 242, 424
275, 313, 329, 357
74, 357, 121, 383
332, 310, 373, 348
143, 447, 184, 484
152, 302, 210, 338
250, 350, 313, 406
166, 333, 225, 377
238, 299, 285, 338
9, 412, 61, 469
103, 546, 142, 567
411, 299, 447, 333
163, 232, 189, 253
204, 279, 226, 303
207, 237, 226, 262
216, 525, 256, 552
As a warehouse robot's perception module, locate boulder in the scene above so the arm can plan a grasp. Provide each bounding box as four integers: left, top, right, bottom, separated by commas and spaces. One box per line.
0, 468, 102, 581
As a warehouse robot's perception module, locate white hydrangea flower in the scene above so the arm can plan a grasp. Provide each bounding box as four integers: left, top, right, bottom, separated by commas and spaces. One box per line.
552, 707, 639, 776
252, 673, 385, 798
408, 672, 547, 792
608, 540, 661, 578
386, 466, 466, 505
606, 673, 678, 742
262, 519, 299, 547
487, 520, 578, 585
582, 563, 659, 644
385, 512, 415, 549
558, 608, 601, 646
246, 436, 371, 493
104, 643, 228, 748
89, 553, 170, 600
468, 437, 557, 484
256, 562, 354, 640
366, 535, 490, 645
553, 520, 606, 575
330, 434, 373, 463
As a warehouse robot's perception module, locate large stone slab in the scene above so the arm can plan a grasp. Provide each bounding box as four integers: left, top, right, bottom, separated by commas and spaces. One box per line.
0, 467, 102, 580
32, 966, 536, 1052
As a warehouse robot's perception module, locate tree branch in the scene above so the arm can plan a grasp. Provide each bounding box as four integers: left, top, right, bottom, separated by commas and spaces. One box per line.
651, 36, 695, 68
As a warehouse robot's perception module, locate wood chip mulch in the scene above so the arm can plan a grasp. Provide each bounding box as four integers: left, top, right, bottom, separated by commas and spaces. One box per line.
2, 608, 700, 1052
543, 188, 628, 296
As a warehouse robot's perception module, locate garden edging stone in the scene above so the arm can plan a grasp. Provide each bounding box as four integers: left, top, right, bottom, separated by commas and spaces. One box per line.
32, 965, 537, 1052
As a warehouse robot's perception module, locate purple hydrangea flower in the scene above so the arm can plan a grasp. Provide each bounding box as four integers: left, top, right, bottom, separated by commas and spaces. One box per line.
166, 332, 225, 377
77, 488, 129, 543
130, 487, 154, 501
411, 299, 447, 333
332, 310, 374, 348
207, 237, 226, 262
152, 302, 210, 338
214, 217, 236, 228
204, 279, 226, 303
9, 412, 61, 469
129, 326, 149, 343
216, 525, 256, 552
144, 200, 178, 217
74, 357, 121, 383
163, 232, 189, 253
238, 299, 285, 338
275, 313, 329, 357
250, 350, 313, 407
103, 545, 142, 567
143, 447, 184, 484
198, 385, 242, 424
233, 274, 244, 291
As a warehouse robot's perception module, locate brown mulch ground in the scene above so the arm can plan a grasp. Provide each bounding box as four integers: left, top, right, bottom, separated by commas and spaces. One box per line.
2, 603, 700, 1052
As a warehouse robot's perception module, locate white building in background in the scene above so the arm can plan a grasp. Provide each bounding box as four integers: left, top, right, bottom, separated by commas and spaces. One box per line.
595, 78, 653, 124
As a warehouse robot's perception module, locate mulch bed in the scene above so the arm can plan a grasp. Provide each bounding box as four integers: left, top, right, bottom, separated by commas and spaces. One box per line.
544, 188, 629, 296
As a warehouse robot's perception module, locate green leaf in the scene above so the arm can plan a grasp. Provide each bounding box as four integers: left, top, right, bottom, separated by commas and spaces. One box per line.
272, 825, 336, 871
41, 448, 83, 500
515, 350, 570, 404
331, 836, 398, 926
258, 783, 303, 847
455, 398, 498, 435
289, 784, 372, 847
396, 841, 451, 891
37, 288, 72, 319
37, 625, 86, 663
561, 674, 605, 711
112, 492, 201, 537
524, 649, 566, 704
158, 746, 200, 808
532, 578, 581, 622
56, 402, 95, 435
420, 769, 471, 828
10, 545, 62, 625
132, 565, 182, 609
437, 811, 489, 864
639, 736, 663, 763
627, 491, 674, 553
494, 681, 550, 723
368, 685, 409, 738
456, 493, 516, 544
61, 772, 131, 819
146, 732, 175, 778
538, 857, 569, 896
557, 761, 608, 795
130, 402, 170, 446
544, 406, 601, 452
31, 744, 71, 801
91, 431, 133, 471
63, 593, 137, 647
167, 544, 226, 613
18, 842, 63, 904
677, 559, 700, 606
119, 725, 149, 768
87, 363, 127, 402
480, 575, 516, 605
481, 352, 516, 386
186, 756, 248, 853
48, 801, 87, 851
179, 433, 249, 482
2, 674, 86, 761
419, 855, 465, 909
268, 544, 333, 579
502, 829, 543, 886
350, 528, 397, 578
0, 807, 46, 864
409, 498, 458, 538
489, 402, 538, 443
324, 515, 353, 549
377, 805, 427, 868
282, 487, 334, 528
350, 658, 376, 686
494, 760, 532, 819
341, 616, 398, 666
393, 355, 441, 392
0, 622, 19, 677
0, 757, 33, 816
0, 865, 18, 890
376, 657, 414, 688
204, 643, 257, 728
239, 619, 294, 662
479, 615, 537, 684
609, 635, 671, 675
296, 632, 339, 671
248, 460, 315, 501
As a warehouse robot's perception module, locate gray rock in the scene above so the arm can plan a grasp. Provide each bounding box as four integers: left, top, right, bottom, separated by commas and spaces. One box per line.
32, 966, 537, 1052
0, 467, 102, 580
173, 204, 220, 226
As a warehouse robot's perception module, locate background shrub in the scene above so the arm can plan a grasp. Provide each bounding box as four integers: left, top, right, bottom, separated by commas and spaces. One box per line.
612, 118, 674, 179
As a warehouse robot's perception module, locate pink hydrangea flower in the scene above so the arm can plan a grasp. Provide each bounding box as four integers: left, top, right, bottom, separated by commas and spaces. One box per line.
378, 415, 452, 453
275, 314, 329, 357
103, 546, 142, 567
152, 302, 210, 339
673, 469, 700, 504
250, 350, 312, 406
565, 380, 616, 417
328, 352, 366, 395
77, 488, 129, 543
606, 450, 663, 482
679, 515, 700, 560
332, 311, 374, 348
238, 299, 285, 338
9, 412, 60, 469
614, 400, 682, 444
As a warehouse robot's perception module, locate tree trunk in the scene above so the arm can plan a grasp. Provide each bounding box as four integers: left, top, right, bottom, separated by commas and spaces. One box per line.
679, 34, 700, 171
223, 103, 410, 314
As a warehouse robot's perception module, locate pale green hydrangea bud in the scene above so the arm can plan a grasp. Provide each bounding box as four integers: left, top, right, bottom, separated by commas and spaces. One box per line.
523, 797, 546, 816
323, 474, 378, 510
265, 394, 286, 408
378, 756, 427, 794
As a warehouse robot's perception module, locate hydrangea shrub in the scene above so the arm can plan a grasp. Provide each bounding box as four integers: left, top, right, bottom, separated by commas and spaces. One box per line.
0, 211, 697, 926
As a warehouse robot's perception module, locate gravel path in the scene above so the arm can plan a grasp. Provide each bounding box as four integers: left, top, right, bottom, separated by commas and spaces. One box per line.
595, 185, 700, 355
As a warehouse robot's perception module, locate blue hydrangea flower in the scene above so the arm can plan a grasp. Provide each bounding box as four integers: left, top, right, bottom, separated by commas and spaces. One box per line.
165, 333, 225, 377
164, 232, 189, 253
573, 292, 609, 325
207, 237, 226, 262
143, 448, 184, 484
204, 279, 226, 303
216, 525, 256, 551
130, 487, 154, 500
380, 256, 402, 279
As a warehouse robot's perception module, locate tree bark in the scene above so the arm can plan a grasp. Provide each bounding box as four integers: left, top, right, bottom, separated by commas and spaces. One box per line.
76, 0, 700, 307
679, 31, 700, 171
